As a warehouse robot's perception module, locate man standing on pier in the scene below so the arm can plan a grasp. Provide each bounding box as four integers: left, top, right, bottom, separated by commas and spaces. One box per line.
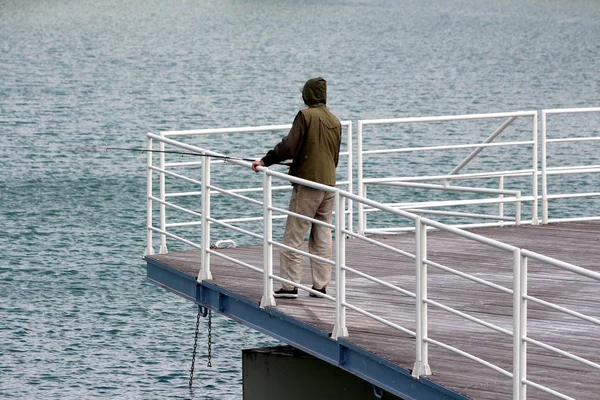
251, 77, 342, 299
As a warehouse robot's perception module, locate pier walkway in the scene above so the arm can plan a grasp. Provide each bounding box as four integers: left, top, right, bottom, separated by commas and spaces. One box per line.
147, 221, 600, 400
144, 108, 600, 399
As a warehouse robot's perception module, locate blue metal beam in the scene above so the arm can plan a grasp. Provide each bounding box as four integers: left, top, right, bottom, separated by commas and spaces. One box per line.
146, 258, 469, 400
146, 258, 197, 301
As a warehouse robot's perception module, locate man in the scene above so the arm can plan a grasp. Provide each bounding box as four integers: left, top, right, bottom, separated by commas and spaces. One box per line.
251, 77, 342, 299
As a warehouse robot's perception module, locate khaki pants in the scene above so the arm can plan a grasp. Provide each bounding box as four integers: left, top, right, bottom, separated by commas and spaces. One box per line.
280, 184, 335, 291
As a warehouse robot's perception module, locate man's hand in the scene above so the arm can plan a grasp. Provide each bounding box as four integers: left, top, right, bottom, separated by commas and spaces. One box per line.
251, 159, 265, 173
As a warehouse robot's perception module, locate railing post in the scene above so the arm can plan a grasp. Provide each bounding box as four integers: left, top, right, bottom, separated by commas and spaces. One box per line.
199, 153, 212, 281
498, 176, 504, 226
345, 122, 354, 234
158, 138, 168, 254
519, 254, 528, 400
260, 172, 276, 308
357, 121, 365, 235
515, 192, 522, 226
332, 190, 348, 339
145, 135, 154, 256
413, 217, 431, 377
512, 249, 524, 400
531, 112, 539, 225
541, 111, 549, 224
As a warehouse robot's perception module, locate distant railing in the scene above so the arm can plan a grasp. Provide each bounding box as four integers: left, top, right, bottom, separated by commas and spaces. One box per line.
541, 107, 600, 224
357, 108, 600, 233
144, 108, 600, 400
357, 111, 538, 234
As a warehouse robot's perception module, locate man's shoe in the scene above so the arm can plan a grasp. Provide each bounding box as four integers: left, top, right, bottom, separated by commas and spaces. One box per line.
309, 286, 326, 298
274, 288, 298, 298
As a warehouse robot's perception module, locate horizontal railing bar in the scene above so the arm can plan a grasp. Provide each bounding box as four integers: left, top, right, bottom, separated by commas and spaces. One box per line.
165, 221, 202, 228
163, 186, 287, 198
546, 137, 600, 144
341, 229, 416, 260
149, 195, 202, 218
424, 298, 512, 336
209, 157, 275, 165
207, 184, 263, 206
148, 226, 201, 250
420, 223, 518, 251
523, 294, 600, 325
205, 185, 290, 195
165, 161, 204, 168
342, 301, 416, 337
206, 217, 263, 240
364, 219, 528, 235
452, 220, 532, 229
207, 249, 263, 274
521, 250, 600, 280
362, 140, 533, 155
342, 264, 416, 298
149, 165, 203, 186
218, 215, 286, 224
163, 124, 293, 136
405, 209, 515, 221
265, 170, 340, 192
547, 164, 600, 172
268, 240, 336, 266
546, 216, 600, 224
363, 169, 535, 183
424, 259, 513, 295
543, 107, 600, 115
524, 336, 600, 371
522, 379, 575, 400
165, 191, 202, 197
546, 168, 600, 176
360, 110, 536, 125
423, 337, 513, 378
364, 196, 524, 212
364, 227, 417, 234
161, 120, 352, 136
269, 205, 335, 229
545, 192, 600, 200
369, 181, 521, 196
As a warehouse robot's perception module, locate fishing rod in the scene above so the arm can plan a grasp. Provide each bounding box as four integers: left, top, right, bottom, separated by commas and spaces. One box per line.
78, 147, 291, 166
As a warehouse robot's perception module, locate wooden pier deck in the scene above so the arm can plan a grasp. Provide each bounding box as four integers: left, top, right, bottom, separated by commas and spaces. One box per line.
146, 222, 600, 400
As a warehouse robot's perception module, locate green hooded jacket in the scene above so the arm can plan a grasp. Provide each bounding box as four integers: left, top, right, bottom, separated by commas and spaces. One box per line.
262, 77, 342, 186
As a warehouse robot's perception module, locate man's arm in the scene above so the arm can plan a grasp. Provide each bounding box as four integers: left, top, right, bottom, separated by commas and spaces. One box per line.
334, 134, 341, 168
261, 112, 307, 167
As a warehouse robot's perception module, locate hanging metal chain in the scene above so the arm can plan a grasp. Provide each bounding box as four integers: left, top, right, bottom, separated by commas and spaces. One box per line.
189, 305, 202, 388
207, 310, 212, 367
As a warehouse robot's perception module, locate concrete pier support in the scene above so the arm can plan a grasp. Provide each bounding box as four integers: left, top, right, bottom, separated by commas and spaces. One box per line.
242, 346, 405, 400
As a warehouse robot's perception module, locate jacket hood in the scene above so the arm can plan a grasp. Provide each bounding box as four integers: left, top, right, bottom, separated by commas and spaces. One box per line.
302, 77, 327, 106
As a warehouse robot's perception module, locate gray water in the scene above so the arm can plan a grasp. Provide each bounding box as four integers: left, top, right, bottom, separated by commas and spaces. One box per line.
2, 0, 599, 398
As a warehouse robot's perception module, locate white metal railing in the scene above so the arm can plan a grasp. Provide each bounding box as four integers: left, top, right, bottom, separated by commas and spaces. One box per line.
357, 111, 539, 234
541, 107, 600, 224
144, 108, 600, 400
143, 121, 353, 257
